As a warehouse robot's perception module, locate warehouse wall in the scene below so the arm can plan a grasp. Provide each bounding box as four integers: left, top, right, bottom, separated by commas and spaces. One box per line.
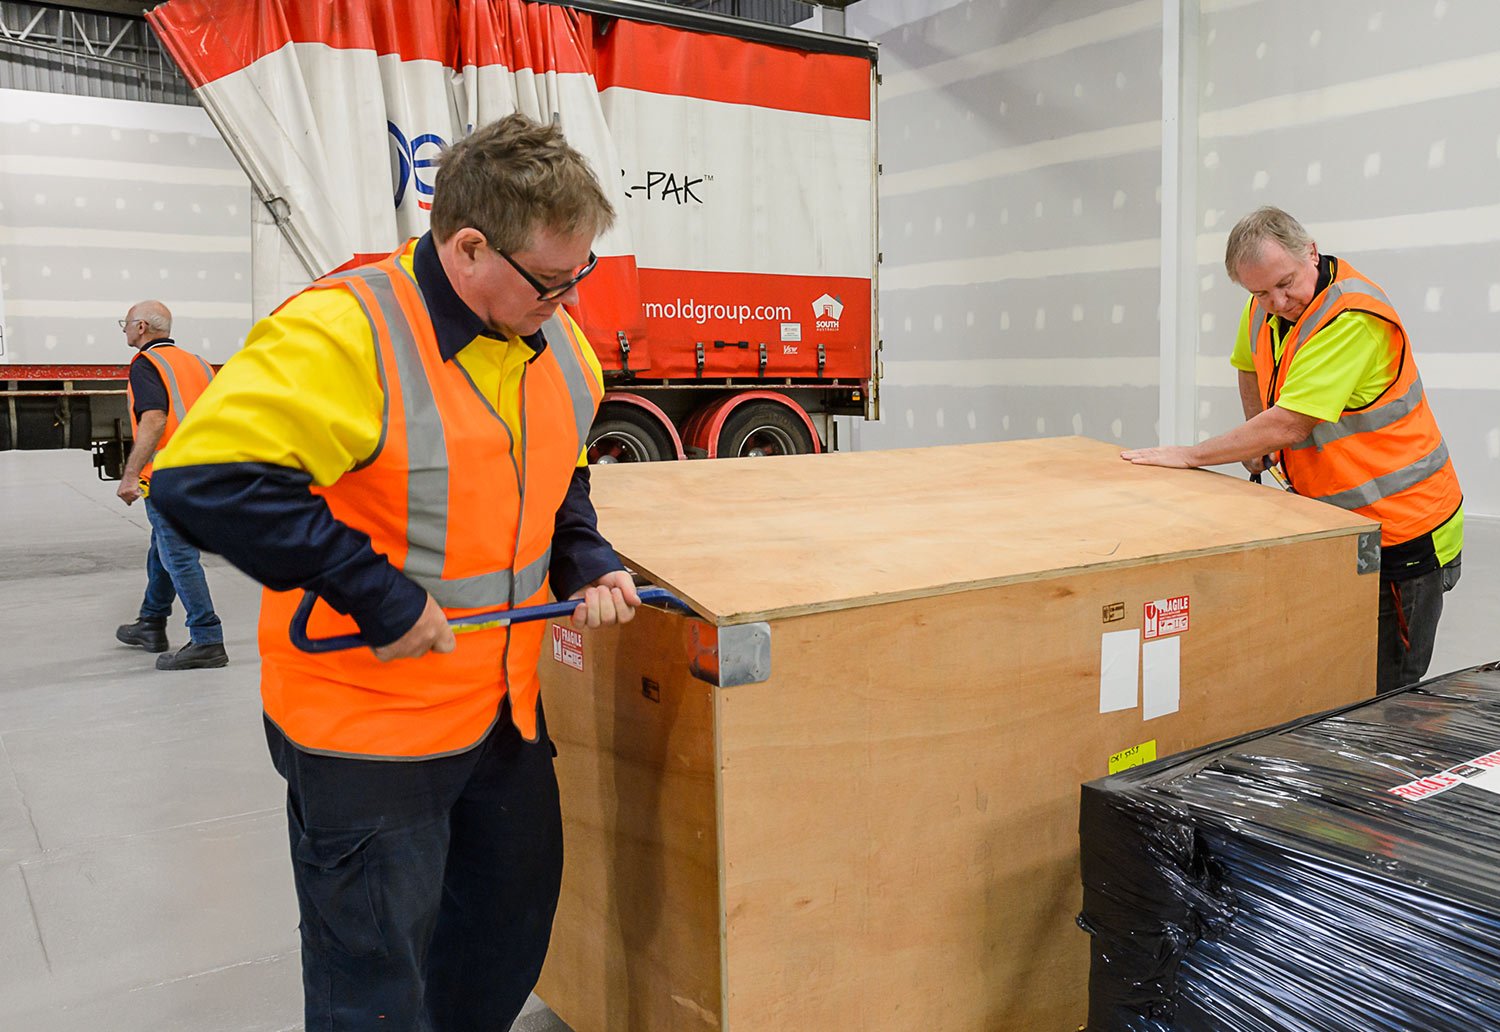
844, 0, 1166, 452
1195, 0, 1500, 517
0, 88, 252, 368
848, 0, 1500, 517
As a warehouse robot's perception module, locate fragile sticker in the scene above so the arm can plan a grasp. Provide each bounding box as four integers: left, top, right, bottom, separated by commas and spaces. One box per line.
1388, 748, 1500, 801
1109, 739, 1157, 774
1143, 595, 1190, 640
551, 624, 584, 672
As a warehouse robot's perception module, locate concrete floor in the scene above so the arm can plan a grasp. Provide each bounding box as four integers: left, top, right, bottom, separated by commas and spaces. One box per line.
0, 450, 567, 1032
1, 448, 1494, 1030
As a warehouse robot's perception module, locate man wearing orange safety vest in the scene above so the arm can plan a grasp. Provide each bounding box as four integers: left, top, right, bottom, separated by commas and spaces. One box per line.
1123, 207, 1463, 695
113, 300, 228, 670
151, 115, 642, 1030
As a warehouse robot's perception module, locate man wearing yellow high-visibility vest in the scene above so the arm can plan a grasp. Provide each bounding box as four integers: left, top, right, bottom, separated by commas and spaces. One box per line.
1123, 207, 1463, 695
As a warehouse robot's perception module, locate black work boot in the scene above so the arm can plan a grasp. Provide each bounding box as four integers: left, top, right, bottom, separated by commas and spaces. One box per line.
156, 642, 229, 671
116, 617, 169, 653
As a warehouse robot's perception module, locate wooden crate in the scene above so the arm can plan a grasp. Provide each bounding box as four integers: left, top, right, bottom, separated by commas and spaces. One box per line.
535, 437, 1379, 1031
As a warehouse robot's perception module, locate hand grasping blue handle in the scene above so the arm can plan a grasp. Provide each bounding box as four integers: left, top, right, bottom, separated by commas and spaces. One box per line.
289, 585, 686, 654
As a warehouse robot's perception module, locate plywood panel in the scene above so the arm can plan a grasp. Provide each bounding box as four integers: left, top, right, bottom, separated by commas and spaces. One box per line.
715, 534, 1376, 1031
537, 607, 723, 1032
588, 437, 1376, 624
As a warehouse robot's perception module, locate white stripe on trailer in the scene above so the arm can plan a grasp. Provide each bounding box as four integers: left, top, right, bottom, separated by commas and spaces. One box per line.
601, 87, 873, 278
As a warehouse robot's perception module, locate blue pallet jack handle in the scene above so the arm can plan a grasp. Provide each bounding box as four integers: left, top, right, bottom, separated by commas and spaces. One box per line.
290, 585, 686, 654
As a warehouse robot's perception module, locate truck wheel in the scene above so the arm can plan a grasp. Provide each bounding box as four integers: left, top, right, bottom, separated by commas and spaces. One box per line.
588, 406, 675, 464
718, 401, 816, 458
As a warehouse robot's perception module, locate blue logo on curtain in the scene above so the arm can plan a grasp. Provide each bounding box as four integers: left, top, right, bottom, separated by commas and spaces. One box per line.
389, 122, 448, 211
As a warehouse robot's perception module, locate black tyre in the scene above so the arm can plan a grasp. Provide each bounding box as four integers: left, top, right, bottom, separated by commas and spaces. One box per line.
587, 405, 675, 464
717, 401, 817, 458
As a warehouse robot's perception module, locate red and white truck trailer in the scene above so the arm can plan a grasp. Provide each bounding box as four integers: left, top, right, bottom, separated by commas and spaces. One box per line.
0, 0, 880, 472
4, 0, 879, 469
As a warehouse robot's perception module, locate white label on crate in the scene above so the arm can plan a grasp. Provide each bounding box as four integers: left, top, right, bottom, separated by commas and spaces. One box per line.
1143, 594, 1190, 641
1142, 636, 1181, 721
1099, 629, 1139, 713
1388, 748, 1500, 801
551, 625, 585, 672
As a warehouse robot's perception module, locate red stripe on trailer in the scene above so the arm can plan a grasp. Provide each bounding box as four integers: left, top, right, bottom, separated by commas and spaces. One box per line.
3, 365, 131, 380
459, 0, 595, 75
596, 19, 871, 121
148, 0, 457, 87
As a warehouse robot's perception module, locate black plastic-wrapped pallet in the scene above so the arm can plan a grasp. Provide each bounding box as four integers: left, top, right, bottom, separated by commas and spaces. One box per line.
1078, 662, 1500, 1032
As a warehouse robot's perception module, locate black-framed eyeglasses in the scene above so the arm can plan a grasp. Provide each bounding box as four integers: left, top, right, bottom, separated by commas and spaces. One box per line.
496, 248, 598, 302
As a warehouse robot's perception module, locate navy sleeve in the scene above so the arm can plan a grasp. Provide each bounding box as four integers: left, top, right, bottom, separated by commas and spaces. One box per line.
549, 466, 622, 599
128, 359, 168, 420
150, 462, 427, 647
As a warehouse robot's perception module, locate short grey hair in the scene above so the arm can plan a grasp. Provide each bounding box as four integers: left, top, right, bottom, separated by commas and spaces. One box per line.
127, 300, 172, 336
1224, 207, 1315, 285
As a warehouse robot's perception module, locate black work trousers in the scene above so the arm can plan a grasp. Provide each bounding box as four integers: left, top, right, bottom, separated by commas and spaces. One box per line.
1377, 556, 1462, 695
265, 699, 563, 1031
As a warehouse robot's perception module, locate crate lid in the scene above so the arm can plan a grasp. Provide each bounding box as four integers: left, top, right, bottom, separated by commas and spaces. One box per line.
589, 436, 1378, 625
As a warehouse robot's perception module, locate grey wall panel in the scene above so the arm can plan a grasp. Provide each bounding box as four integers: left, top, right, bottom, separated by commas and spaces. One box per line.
1200, 1, 1500, 111
881, 149, 1164, 264
0, 117, 234, 173
1197, 92, 1500, 227
0, 88, 251, 368
863, 382, 1160, 452
879, 266, 1160, 364
1196, 0, 1500, 516
854, 0, 1163, 454
879, 33, 1163, 161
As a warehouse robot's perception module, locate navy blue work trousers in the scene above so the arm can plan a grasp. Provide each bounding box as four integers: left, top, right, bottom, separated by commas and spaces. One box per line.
264, 698, 563, 1031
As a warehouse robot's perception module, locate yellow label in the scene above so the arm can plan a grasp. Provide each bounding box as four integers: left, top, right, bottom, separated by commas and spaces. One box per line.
1108, 739, 1157, 774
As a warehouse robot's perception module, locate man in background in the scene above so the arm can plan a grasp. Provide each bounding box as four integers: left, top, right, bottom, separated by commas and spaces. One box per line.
1123, 206, 1462, 694
113, 300, 227, 670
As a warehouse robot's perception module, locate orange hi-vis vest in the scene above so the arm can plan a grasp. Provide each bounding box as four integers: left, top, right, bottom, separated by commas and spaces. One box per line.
126, 342, 215, 482
1250, 258, 1462, 549
258, 245, 605, 758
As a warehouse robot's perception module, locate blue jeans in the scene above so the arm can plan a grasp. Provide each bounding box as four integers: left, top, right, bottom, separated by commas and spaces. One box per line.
141, 497, 223, 645
265, 700, 563, 1032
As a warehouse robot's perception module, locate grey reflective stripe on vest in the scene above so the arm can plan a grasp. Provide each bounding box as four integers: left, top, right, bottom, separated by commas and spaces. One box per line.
1248, 300, 1267, 357
1290, 375, 1426, 452
539, 312, 599, 445
1285, 277, 1391, 362
321, 277, 391, 472
329, 264, 550, 610
1309, 439, 1451, 511
148, 348, 190, 421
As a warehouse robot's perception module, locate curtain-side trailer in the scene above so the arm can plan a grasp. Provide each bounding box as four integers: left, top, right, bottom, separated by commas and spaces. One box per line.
150, 0, 881, 462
